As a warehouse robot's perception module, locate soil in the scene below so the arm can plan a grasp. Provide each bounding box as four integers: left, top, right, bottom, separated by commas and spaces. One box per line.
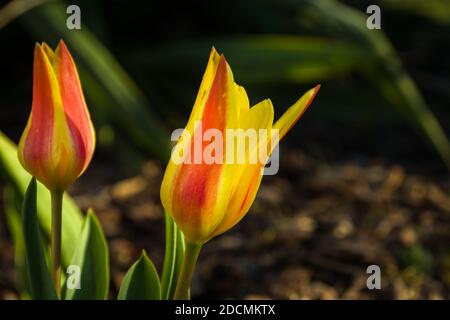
1, 147, 449, 300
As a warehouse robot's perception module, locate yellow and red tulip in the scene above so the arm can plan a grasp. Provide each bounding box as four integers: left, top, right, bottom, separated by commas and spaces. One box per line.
160, 48, 319, 244
18, 40, 95, 192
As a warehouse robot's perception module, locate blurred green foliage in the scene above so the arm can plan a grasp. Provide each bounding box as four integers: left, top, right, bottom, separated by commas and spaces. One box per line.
1, 0, 450, 168
398, 243, 434, 275
383, 0, 450, 25
0, 132, 83, 265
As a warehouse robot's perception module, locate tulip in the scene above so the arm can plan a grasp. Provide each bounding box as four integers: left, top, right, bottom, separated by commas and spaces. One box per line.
160, 48, 319, 299
17, 41, 95, 297
18, 41, 95, 192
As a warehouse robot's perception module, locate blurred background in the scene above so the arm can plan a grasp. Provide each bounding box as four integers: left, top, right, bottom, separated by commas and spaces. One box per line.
1, 0, 450, 299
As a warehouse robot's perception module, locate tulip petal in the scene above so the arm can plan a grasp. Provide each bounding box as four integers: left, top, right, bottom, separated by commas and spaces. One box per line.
184, 47, 221, 131
168, 56, 230, 241
161, 50, 225, 206
54, 40, 95, 174
41, 42, 55, 62
242, 99, 274, 137
162, 53, 247, 243
18, 43, 68, 189
18, 41, 95, 191
214, 162, 263, 238
272, 85, 320, 144
160, 49, 221, 215
209, 99, 274, 238
237, 85, 250, 113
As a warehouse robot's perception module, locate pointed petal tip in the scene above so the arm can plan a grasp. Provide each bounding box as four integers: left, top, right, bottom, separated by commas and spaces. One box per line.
260, 98, 273, 108
308, 84, 321, 102
40, 42, 51, 52
33, 43, 43, 60
57, 39, 68, 52
42, 42, 55, 61
216, 54, 228, 73
294, 84, 320, 117
33, 43, 48, 63
208, 46, 221, 65
34, 42, 43, 52
272, 84, 321, 141
34, 42, 55, 60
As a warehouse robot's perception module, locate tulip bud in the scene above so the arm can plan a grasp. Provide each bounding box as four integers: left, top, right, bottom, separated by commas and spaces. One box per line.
18, 41, 95, 191
160, 48, 319, 244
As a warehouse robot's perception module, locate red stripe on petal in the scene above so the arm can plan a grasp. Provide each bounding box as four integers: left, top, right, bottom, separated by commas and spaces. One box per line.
55, 40, 95, 173
170, 55, 229, 241
21, 44, 56, 182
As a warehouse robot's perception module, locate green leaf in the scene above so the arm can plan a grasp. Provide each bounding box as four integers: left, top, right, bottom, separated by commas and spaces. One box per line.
383, 0, 450, 25
298, 0, 450, 169
22, 178, 57, 300
118, 251, 161, 300
134, 36, 373, 85
0, 131, 83, 266
3, 185, 31, 298
161, 213, 185, 300
63, 210, 109, 300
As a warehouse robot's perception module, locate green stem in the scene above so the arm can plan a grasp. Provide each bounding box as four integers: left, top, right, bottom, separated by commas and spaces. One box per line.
174, 241, 202, 300
50, 190, 63, 298
161, 213, 177, 299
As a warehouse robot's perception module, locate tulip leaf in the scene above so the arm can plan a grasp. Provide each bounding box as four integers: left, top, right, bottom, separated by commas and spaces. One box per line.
0, 132, 83, 266
382, 0, 450, 25
161, 213, 185, 300
118, 251, 161, 300
3, 185, 31, 298
140, 36, 373, 85
63, 210, 109, 300
297, 0, 450, 169
22, 178, 57, 300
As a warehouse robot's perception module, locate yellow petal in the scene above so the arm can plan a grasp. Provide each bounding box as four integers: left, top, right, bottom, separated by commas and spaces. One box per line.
41, 42, 55, 62
54, 40, 96, 175
160, 49, 220, 216
184, 48, 221, 132
237, 85, 250, 114
208, 99, 274, 239
18, 43, 72, 190
161, 52, 244, 243
272, 84, 320, 144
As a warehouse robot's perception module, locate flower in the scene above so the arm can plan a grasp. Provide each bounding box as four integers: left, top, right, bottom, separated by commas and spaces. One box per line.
18, 40, 95, 191
160, 48, 319, 244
